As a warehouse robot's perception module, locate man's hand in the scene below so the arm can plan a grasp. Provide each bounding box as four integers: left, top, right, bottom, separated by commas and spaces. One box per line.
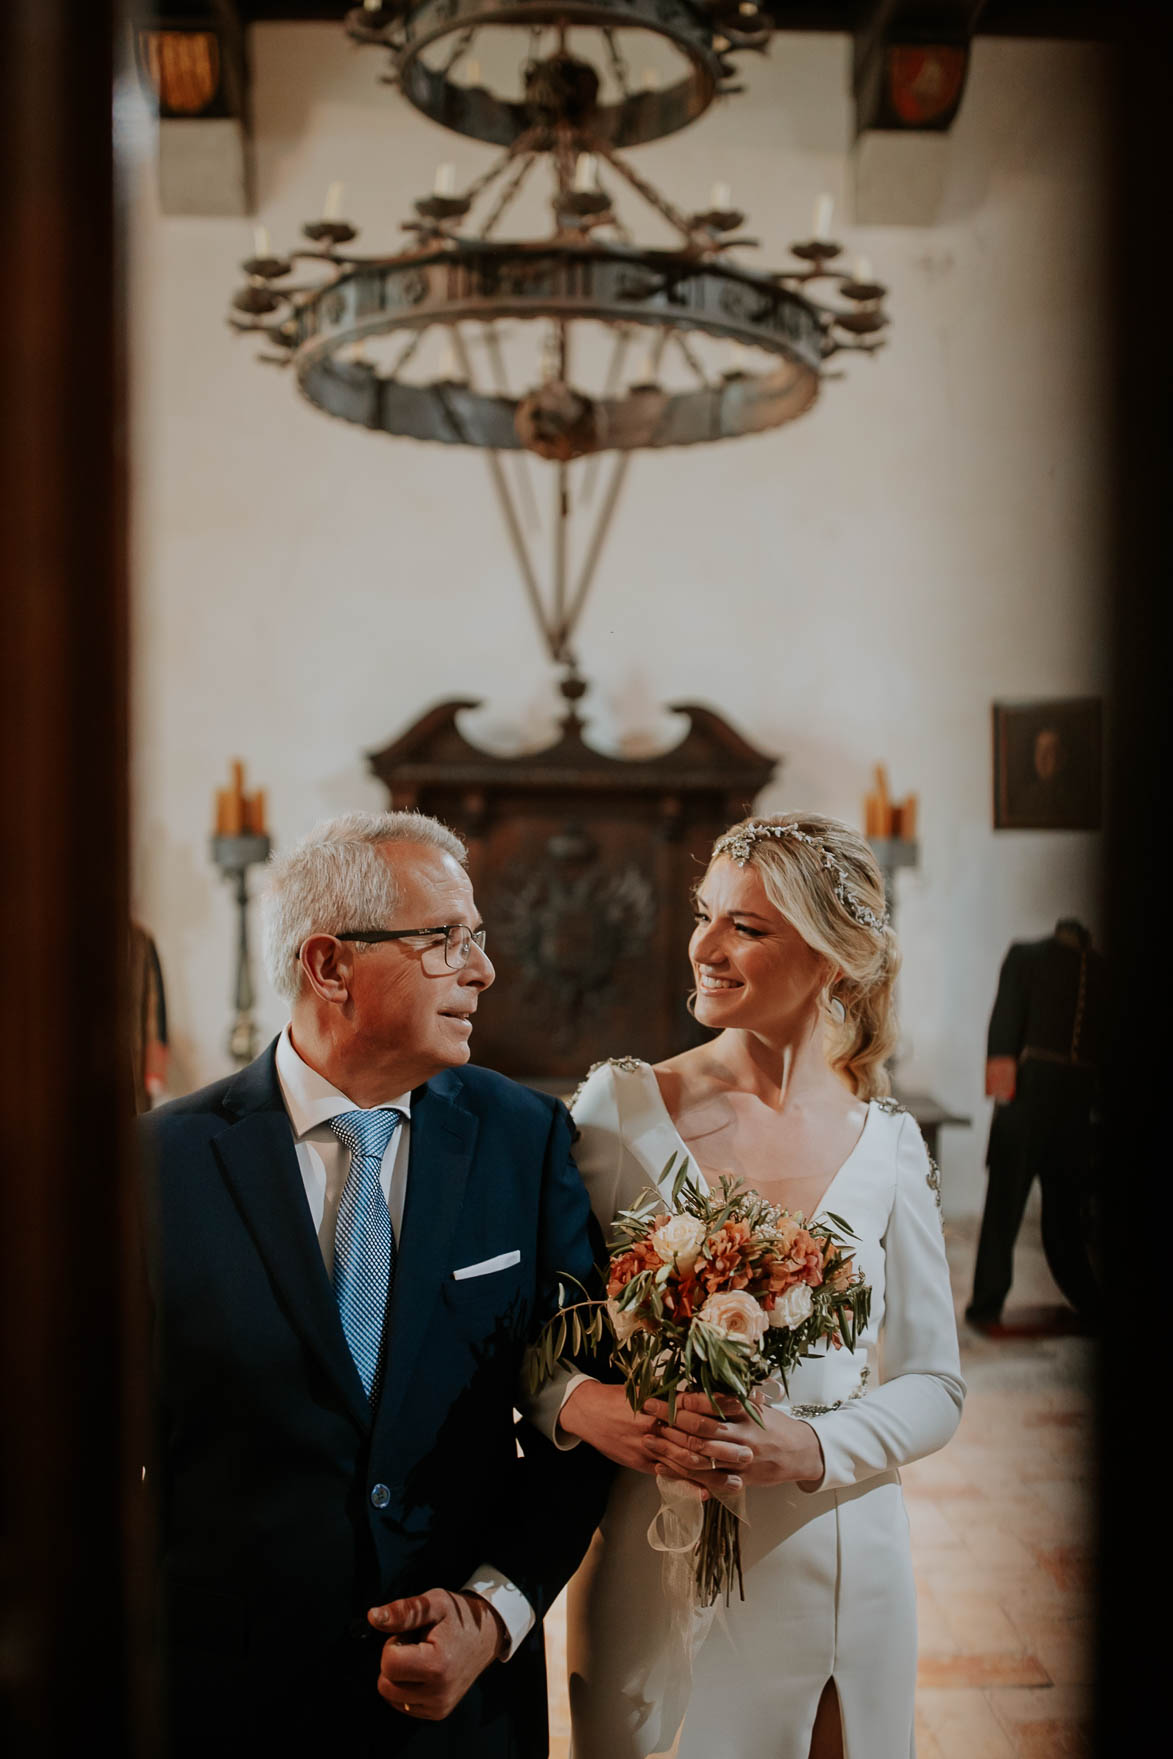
986, 1055, 1017, 1102
557, 1379, 661, 1472
368, 1588, 507, 1720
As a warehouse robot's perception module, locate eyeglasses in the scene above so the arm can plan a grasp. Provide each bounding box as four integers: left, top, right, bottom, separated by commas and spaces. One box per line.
334, 924, 488, 971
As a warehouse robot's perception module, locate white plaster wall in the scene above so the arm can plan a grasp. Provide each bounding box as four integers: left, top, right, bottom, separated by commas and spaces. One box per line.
127, 27, 1110, 1216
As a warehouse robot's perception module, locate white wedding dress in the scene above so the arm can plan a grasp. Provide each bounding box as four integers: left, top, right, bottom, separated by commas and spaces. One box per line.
558, 1059, 964, 1759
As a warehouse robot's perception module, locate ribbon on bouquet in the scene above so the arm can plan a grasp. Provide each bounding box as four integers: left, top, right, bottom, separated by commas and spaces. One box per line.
643, 1474, 748, 1759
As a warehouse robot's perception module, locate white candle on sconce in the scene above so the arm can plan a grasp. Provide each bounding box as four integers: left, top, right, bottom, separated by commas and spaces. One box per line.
710, 181, 732, 210
636, 346, 658, 383
253, 226, 270, 259
573, 153, 597, 192
812, 193, 834, 239
434, 162, 456, 195
853, 255, 874, 283
323, 181, 344, 220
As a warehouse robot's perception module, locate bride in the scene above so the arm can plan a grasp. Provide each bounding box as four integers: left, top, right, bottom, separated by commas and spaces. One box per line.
543, 814, 964, 1759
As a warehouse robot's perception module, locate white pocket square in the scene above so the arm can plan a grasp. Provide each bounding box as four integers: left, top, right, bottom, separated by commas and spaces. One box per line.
451, 1250, 522, 1281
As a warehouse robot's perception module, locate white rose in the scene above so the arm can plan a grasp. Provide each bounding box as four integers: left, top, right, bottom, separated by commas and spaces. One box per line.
697, 1290, 769, 1345
651, 1214, 707, 1274
769, 1283, 814, 1330
607, 1297, 642, 1345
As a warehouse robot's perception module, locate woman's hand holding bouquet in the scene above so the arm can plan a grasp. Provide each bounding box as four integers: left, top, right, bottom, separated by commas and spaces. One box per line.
642, 1391, 825, 1493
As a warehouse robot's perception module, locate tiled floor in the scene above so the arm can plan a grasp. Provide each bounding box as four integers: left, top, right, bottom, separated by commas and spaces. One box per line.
545, 1201, 1096, 1757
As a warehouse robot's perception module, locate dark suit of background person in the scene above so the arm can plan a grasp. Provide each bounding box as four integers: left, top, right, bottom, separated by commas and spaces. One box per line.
138, 822, 612, 1759
966, 919, 1104, 1331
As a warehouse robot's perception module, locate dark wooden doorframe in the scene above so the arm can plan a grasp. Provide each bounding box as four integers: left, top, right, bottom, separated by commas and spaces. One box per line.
1, 3, 158, 1751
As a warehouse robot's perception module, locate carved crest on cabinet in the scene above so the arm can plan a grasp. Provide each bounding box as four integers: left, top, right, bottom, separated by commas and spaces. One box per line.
490, 826, 657, 1047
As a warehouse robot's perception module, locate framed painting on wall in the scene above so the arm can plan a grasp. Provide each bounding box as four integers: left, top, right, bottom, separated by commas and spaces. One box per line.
992, 697, 1102, 830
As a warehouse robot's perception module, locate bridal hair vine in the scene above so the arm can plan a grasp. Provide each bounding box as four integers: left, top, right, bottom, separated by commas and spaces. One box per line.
713, 821, 890, 933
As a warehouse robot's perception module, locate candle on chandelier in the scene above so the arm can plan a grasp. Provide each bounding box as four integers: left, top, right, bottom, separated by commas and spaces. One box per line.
573, 153, 597, 192
253, 225, 270, 259
812, 193, 834, 240
853, 255, 874, 283
323, 181, 344, 220
439, 332, 462, 379
434, 163, 456, 196
636, 345, 658, 384
710, 181, 732, 210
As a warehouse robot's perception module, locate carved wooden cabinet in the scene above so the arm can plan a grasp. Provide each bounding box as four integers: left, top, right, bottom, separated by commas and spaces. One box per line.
369, 690, 777, 1085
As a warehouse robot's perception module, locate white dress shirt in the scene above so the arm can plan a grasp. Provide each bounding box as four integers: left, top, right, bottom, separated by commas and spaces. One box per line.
274, 1027, 535, 1657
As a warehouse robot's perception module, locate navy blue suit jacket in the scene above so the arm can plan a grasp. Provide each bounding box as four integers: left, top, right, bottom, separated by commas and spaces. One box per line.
140, 1043, 611, 1758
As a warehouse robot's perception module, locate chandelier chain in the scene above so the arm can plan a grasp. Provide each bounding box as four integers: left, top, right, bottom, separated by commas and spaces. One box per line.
461, 129, 541, 212
479, 148, 541, 237
594, 141, 697, 242
672, 329, 710, 388
602, 28, 632, 100
441, 26, 478, 77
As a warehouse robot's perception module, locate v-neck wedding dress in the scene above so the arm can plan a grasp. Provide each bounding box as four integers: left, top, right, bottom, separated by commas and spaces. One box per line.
562, 1058, 964, 1759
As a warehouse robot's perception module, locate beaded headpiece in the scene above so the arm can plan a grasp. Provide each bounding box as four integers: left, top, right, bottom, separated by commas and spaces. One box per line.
712, 820, 890, 934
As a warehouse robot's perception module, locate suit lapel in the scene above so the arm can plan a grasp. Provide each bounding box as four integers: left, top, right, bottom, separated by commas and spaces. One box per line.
377, 1070, 478, 1433
212, 1046, 370, 1431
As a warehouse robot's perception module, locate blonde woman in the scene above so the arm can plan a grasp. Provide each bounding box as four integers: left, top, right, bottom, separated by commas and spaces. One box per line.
549, 815, 964, 1759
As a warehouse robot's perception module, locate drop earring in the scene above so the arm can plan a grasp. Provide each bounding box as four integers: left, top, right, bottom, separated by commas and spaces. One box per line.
827, 993, 847, 1024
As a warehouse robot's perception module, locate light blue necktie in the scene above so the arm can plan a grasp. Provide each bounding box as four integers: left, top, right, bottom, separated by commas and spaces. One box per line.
329, 1107, 403, 1401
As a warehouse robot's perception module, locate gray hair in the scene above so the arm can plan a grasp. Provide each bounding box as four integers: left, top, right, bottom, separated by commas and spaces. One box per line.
261, 810, 467, 1004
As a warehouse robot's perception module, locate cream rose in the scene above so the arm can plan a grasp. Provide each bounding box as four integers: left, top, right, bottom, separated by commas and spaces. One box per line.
697, 1289, 769, 1345
651, 1213, 707, 1274
607, 1296, 642, 1345
769, 1283, 814, 1330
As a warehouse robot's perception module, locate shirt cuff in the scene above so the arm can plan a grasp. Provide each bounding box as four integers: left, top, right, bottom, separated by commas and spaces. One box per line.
462, 1565, 535, 1660
554, 1371, 595, 1450
524, 1369, 594, 1450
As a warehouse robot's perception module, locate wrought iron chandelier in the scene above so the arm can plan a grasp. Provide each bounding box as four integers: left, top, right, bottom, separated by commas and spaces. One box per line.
229, 0, 889, 667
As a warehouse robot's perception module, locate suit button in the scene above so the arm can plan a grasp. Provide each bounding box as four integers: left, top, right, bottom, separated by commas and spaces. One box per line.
370, 1483, 391, 1509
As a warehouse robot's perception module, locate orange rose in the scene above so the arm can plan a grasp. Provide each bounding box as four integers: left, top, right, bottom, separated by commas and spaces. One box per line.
606, 1239, 660, 1297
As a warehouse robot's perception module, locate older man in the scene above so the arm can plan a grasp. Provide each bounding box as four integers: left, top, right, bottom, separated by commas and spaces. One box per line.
140, 811, 610, 1758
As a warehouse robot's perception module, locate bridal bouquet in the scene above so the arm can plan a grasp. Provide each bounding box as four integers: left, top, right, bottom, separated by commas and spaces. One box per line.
527, 1155, 872, 1606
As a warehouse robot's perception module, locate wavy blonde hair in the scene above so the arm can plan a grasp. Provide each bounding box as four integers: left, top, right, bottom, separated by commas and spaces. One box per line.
709, 812, 900, 1100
